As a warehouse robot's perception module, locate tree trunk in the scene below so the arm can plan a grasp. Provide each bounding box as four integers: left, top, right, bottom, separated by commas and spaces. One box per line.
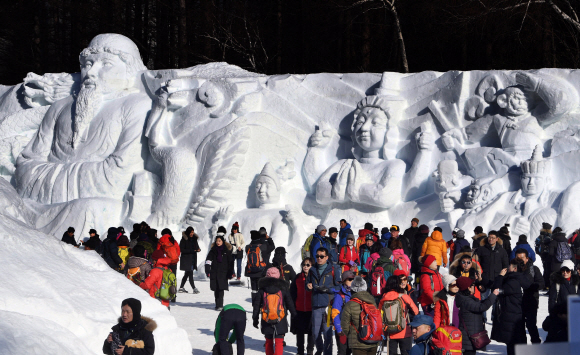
178, 0, 187, 68
362, 12, 371, 70
388, 1, 409, 73
277, 0, 283, 73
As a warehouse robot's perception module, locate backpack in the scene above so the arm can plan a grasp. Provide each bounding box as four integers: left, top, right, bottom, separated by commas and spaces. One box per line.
393, 255, 410, 276
555, 242, 572, 263
429, 326, 463, 355
301, 234, 315, 260
137, 241, 154, 258
127, 262, 146, 285
212, 342, 233, 355
246, 244, 266, 274
555, 283, 579, 301
350, 298, 383, 344
261, 291, 286, 324
370, 266, 387, 297
382, 298, 406, 334
154, 267, 177, 300
360, 248, 372, 272
118, 247, 130, 265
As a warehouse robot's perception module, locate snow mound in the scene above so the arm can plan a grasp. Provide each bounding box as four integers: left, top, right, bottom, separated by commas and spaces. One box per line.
0, 214, 192, 355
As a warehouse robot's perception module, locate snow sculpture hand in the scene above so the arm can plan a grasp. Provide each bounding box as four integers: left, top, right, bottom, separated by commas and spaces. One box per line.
331, 160, 352, 201
346, 160, 363, 202
309, 127, 335, 148
515, 72, 541, 92
439, 190, 461, 213
146, 210, 179, 229
416, 130, 433, 151
23, 72, 76, 108
513, 216, 531, 236
442, 129, 462, 151
215, 205, 233, 223
284, 205, 301, 228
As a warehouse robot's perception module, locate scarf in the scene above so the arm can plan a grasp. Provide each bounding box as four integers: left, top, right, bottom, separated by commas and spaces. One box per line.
216, 245, 224, 263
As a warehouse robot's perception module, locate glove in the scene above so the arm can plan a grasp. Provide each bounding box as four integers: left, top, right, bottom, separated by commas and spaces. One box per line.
317, 287, 330, 294
338, 332, 347, 344
348, 260, 356, 266
253, 320, 259, 329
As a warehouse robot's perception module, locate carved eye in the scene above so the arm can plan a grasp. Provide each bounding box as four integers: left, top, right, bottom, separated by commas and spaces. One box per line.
103, 62, 113, 67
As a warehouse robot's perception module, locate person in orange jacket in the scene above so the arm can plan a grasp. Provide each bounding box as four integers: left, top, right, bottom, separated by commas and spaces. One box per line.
158, 230, 180, 303
418, 255, 444, 317
379, 271, 419, 355
420, 229, 448, 269
140, 257, 172, 308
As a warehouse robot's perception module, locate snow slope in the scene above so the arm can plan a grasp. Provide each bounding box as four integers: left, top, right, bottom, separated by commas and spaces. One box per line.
0, 215, 192, 355
172, 266, 552, 355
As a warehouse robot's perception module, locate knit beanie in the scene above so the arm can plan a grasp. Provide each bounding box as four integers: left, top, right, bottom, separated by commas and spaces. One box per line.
542, 222, 552, 230
442, 274, 457, 291
423, 255, 437, 267
121, 298, 142, 321
364, 223, 374, 231
316, 225, 327, 233
266, 267, 281, 279
455, 229, 465, 239
419, 224, 429, 233
217, 226, 227, 234
346, 233, 355, 241
381, 227, 390, 235
379, 247, 392, 259
518, 234, 528, 243
250, 230, 261, 240
412, 217, 420, 224
350, 276, 368, 293
456, 276, 474, 291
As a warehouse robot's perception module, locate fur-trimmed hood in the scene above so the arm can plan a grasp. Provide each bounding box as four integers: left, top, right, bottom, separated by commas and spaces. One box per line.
449, 252, 482, 276
552, 232, 568, 243
181, 231, 199, 241
472, 232, 487, 241
258, 276, 289, 292
540, 229, 552, 235
210, 241, 233, 251
550, 271, 580, 286
480, 236, 503, 247
115, 316, 157, 332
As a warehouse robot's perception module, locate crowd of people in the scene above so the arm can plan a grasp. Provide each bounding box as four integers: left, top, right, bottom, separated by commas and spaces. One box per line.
60, 218, 578, 355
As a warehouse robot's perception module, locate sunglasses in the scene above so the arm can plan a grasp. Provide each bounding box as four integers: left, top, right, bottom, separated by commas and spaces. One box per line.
316, 255, 326, 259
462, 261, 472, 264
346, 278, 354, 281
303, 264, 312, 267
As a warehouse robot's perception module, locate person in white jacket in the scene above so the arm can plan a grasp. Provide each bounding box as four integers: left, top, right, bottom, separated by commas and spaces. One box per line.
229, 222, 246, 280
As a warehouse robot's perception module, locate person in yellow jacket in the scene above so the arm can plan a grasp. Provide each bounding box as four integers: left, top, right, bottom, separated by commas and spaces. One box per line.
420, 229, 448, 269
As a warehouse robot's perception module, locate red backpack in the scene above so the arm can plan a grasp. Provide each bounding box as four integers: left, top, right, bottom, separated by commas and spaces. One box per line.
393, 255, 410, 276
370, 266, 386, 297
430, 325, 463, 355
350, 299, 383, 344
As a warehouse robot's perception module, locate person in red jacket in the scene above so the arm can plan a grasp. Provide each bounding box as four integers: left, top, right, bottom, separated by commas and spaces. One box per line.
290, 258, 315, 355
338, 234, 359, 273
140, 257, 172, 308
418, 254, 444, 317
356, 222, 378, 252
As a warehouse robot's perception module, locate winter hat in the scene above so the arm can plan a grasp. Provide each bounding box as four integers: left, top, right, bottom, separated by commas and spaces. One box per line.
250, 230, 261, 240
346, 233, 355, 241
423, 255, 436, 267
266, 267, 281, 278
259, 227, 268, 236
390, 225, 400, 232
499, 226, 509, 235
350, 276, 368, 293
107, 227, 119, 240
117, 226, 125, 234
393, 269, 406, 277
409, 314, 435, 328
217, 226, 227, 235
117, 235, 130, 247
379, 247, 392, 259
442, 274, 457, 291
121, 298, 142, 321
67, 227, 75, 233
412, 217, 419, 224
561, 260, 575, 271
419, 224, 429, 233
553, 227, 563, 234
456, 276, 474, 291
342, 270, 355, 282
275, 247, 287, 255
456, 229, 465, 239
364, 222, 374, 231
365, 234, 375, 241
381, 227, 390, 235
161, 228, 172, 236
329, 227, 338, 235
89, 229, 97, 235
232, 222, 239, 231
316, 225, 327, 233
474, 226, 483, 234
518, 234, 528, 243
542, 222, 552, 230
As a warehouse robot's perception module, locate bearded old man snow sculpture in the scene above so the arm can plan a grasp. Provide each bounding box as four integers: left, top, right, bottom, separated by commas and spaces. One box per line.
14, 34, 151, 236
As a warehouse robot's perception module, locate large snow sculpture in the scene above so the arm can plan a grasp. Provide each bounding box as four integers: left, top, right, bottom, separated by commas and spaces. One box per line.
3, 32, 580, 254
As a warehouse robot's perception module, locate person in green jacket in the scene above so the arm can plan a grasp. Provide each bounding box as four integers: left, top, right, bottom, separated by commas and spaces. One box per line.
340, 276, 380, 355
214, 304, 246, 355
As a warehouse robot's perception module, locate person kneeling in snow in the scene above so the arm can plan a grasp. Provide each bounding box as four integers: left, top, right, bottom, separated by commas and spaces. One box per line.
140, 257, 173, 309
103, 298, 155, 355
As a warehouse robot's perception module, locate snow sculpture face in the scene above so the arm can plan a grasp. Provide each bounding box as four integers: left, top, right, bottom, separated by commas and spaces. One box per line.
353, 107, 388, 153
464, 181, 494, 209
255, 176, 280, 205
521, 174, 546, 197
500, 87, 532, 116
80, 52, 129, 94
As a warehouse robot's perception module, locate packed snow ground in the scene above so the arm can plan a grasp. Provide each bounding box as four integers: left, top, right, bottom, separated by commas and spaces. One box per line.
172, 267, 552, 355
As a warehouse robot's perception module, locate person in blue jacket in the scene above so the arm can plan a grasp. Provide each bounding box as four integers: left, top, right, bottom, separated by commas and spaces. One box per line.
332, 271, 355, 355
306, 247, 342, 355
509, 234, 536, 262
339, 219, 353, 248
379, 227, 392, 248
310, 225, 329, 260
409, 315, 437, 355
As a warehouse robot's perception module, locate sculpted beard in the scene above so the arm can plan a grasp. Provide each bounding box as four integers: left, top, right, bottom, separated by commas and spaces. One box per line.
72, 79, 104, 148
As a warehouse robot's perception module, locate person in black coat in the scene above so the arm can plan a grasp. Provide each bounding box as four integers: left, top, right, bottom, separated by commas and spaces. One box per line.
103, 298, 155, 355
514, 248, 544, 344
61, 227, 79, 247
543, 302, 568, 343
271, 247, 297, 284
402, 218, 420, 261
259, 227, 276, 263
246, 230, 275, 304
474, 232, 509, 288
548, 260, 580, 315
102, 227, 123, 270
490, 259, 533, 355
549, 230, 572, 272
83, 229, 102, 252
411, 224, 429, 276
179, 226, 201, 294
498, 226, 513, 257
205, 235, 235, 310
253, 267, 297, 355
455, 277, 498, 355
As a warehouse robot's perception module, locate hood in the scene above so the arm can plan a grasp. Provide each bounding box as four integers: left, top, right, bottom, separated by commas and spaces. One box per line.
550, 271, 580, 286
358, 229, 376, 239
449, 252, 481, 275
472, 232, 487, 241
376, 256, 393, 266
480, 236, 503, 247
116, 316, 157, 332
211, 241, 233, 251
258, 276, 289, 292
430, 231, 443, 241
106, 227, 119, 240
326, 236, 338, 245
415, 322, 436, 343
351, 291, 376, 305
552, 232, 568, 242
128, 256, 149, 268
159, 234, 173, 246
499, 233, 511, 241
181, 231, 198, 240
540, 229, 552, 234
341, 224, 352, 231
434, 288, 449, 302
381, 290, 403, 301
336, 285, 352, 297
381, 232, 392, 241
155, 257, 172, 267
117, 235, 130, 247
